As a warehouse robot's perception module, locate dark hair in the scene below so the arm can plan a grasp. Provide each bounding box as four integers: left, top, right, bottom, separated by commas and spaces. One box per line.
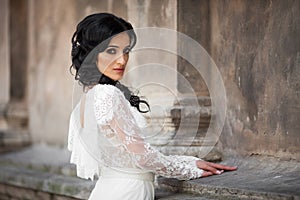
70, 13, 136, 85
70, 13, 149, 113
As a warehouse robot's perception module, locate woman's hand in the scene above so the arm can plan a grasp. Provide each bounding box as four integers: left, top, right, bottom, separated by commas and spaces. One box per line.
196, 160, 238, 177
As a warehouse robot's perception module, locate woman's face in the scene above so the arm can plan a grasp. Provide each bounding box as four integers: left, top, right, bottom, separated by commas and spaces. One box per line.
97, 32, 131, 81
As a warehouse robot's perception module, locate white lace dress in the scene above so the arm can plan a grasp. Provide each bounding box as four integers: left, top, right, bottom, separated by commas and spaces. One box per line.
68, 84, 204, 200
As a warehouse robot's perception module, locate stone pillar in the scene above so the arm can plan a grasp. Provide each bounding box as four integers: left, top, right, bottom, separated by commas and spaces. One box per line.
124, 0, 181, 151
0, 0, 30, 152
26, 0, 112, 145
165, 0, 220, 160
0, 0, 10, 134
7, 0, 29, 130
125, 0, 178, 103
177, 0, 210, 96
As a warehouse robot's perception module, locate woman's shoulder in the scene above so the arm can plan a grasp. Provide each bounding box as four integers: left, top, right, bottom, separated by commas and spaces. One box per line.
93, 84, 124, 100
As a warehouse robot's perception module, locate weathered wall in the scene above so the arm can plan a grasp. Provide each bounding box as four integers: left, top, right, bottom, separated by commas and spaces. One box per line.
10, 0, 28, 101
0, 0, 10, 117
124, 0, 177, 106
27, 0, 126, 145
177, 0, 210, 96
4, 0, 299, 161
209, 0, 300, 160
26, 0, 177, 145
0, 0, 10, 108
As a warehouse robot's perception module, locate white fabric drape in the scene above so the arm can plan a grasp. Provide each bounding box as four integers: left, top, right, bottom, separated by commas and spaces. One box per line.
68, 84, 204, 181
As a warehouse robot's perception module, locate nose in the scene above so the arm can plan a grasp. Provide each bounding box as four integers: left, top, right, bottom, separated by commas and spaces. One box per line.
116, 53, 127, 65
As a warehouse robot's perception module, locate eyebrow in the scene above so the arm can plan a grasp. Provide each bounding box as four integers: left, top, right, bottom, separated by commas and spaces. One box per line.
107, 45, 131, 48
107, 45, 119, 48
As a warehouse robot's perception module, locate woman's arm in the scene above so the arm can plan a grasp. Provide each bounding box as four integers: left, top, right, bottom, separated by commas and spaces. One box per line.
94, 85, 237, 180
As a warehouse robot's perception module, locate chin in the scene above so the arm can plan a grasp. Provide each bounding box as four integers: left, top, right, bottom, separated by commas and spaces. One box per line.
112, 76, 123, 81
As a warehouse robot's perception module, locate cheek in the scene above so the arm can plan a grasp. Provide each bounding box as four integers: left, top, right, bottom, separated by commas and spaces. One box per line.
97, 54, 114, 73
125, 54, 129, 62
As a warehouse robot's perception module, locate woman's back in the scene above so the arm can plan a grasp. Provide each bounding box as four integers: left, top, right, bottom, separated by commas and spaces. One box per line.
68, 84, 148, 180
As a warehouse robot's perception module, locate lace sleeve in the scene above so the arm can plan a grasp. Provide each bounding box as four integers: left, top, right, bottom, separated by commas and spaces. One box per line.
94, 85, 204, 180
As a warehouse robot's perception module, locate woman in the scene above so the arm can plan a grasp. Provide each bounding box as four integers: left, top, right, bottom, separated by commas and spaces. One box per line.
68, 13, 237, 200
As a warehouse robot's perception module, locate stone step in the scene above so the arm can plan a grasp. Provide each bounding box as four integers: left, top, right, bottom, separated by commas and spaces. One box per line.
170, 105, 212, 129
157, 193, 218, 200
0, 144, 75, 177
0, 164, 217, 200
175, 96, 212, 107
1, 145, 299, 200
0, 165, 93, 200
0, 129, 31, 153
155, 188, 218, 200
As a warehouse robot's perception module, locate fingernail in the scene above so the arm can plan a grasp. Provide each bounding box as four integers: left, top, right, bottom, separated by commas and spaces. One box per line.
216, 170, 221, 174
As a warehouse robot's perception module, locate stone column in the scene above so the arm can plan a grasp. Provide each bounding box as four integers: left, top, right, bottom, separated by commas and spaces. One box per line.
168, 0, 221, 160
7, 0, 29, 130
124, 0, 180, 150
177, 0, 210, 96
0, 0, 30, 151
0, 0, 10, 134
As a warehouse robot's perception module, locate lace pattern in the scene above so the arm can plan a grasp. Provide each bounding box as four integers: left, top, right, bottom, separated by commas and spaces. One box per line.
93, 84, 204, 180
68, 84, 203, 181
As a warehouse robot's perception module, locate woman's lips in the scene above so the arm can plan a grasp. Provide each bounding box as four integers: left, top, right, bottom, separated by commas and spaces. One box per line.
113, 68, 125, 72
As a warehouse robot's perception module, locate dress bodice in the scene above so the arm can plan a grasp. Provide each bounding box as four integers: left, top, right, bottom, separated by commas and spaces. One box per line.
68, 84, 204, 181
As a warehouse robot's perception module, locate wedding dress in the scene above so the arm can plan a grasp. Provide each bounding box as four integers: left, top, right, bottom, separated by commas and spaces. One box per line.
68, 84, 204, 200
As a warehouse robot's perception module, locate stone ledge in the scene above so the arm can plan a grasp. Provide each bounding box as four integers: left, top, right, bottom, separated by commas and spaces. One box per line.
0, 165, 94, 199
0, 162, 196, 200
158, 156, 300, 200
0, 145, 299, 200
0, 129, 31, 153
156, 193, 217, 200
0, 183, 80, 200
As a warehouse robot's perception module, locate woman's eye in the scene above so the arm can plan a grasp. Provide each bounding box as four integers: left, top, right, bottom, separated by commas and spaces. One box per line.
123, 48, 131, 54
106, 48, 116, 54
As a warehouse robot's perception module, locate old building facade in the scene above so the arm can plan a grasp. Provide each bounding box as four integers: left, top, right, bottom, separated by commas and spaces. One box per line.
0, 0, 299, 162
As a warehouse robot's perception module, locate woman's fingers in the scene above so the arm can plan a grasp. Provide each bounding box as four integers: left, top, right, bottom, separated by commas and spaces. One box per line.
201, 171, 214, 177
196, 160, 238, 176
197, 160, 223, 175
201, 164, 222, 175
206, 162, 238, 171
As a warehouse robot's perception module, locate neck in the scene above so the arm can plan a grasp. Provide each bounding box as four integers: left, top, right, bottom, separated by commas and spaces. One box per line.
98, 74, 118, 86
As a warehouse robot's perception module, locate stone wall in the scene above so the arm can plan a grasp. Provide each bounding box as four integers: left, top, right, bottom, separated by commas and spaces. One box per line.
25, 0, 177, 145
176, 0, 299, 161
209, 0, 300, 160
0, 0, 31, 152
27, 0, 78, 145
177, 0, 210, 96
2, 0, 299, 160
0, 0, 10, 129
0, 0, 10, 108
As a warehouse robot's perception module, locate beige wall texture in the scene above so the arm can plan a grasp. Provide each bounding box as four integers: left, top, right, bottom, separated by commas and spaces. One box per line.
1, 0, 299, 161
177, 0, 299, 160
209, 0, 300, 160
0, 0, 10, 130
25, 0, 177, 145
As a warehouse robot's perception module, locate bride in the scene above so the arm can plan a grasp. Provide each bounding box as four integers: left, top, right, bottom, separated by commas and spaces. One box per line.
68, 13, 237, 200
